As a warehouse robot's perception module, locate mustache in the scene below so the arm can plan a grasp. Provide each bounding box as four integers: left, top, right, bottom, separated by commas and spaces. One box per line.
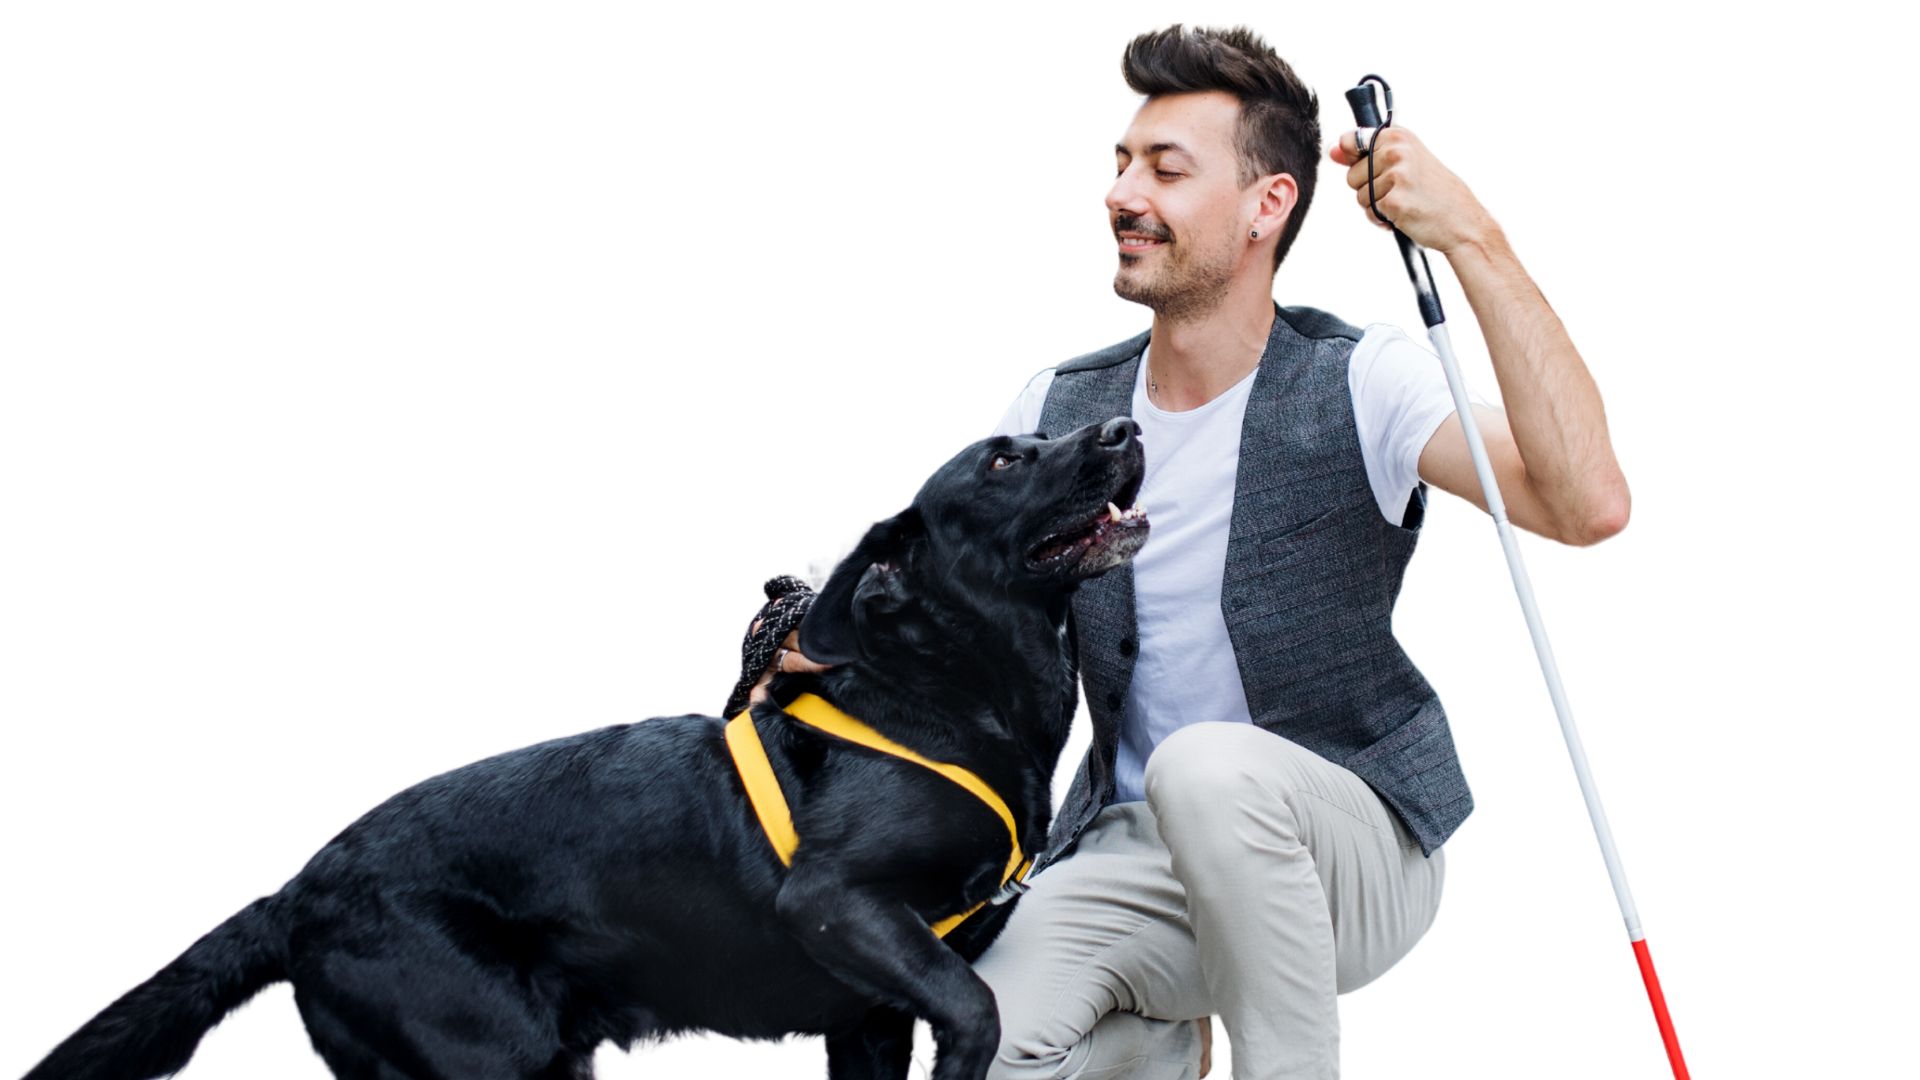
1113, 214, 1172, 242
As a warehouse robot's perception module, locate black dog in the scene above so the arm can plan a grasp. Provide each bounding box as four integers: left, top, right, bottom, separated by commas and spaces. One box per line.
26, 418, 1148, 1080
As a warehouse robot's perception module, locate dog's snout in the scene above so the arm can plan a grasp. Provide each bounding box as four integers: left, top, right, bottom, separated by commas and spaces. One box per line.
1098, 418, 1140, 448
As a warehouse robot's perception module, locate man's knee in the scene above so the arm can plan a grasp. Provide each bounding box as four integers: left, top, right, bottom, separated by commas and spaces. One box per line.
1144, 722, 1308, 819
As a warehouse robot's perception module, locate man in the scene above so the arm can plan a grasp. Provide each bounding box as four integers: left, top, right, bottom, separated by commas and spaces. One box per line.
963, 24, 1630, 1080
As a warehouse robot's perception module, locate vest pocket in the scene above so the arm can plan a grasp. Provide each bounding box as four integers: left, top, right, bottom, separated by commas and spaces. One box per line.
1253, 501, 1370, 571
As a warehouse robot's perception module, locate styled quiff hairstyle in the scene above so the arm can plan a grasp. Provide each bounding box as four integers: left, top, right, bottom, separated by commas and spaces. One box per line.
1122, 25, 1321, 271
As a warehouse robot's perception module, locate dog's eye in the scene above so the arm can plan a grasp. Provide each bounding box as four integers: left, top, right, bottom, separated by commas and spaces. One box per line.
990, 454, 1016, 471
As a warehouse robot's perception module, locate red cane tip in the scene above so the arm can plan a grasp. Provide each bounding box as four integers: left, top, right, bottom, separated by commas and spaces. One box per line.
1631, 938, 1690, 1080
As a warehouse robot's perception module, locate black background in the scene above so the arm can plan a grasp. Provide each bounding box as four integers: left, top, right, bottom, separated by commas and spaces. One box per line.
15, 16, 1735, 1076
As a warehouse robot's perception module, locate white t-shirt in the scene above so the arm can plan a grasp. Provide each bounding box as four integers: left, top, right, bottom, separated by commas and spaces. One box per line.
991, 323, 1479, 802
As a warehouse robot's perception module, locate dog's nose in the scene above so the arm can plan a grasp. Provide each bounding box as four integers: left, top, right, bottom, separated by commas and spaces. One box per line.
1098, 418, 1141, 448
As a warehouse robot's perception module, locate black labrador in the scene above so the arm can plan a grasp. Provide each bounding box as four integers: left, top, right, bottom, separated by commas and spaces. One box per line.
26, 418, 1148, 1080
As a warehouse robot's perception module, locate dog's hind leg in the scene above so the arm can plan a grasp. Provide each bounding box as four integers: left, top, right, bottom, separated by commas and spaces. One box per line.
826, 1006, 914, 1080
291, 948, 571, 1080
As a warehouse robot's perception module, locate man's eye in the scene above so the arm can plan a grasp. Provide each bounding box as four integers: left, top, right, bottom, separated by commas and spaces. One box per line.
1156, 170, 1181, 180
990, 454, 1016, 470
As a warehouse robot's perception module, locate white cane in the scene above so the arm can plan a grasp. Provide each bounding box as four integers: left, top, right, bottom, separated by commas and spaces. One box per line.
1346, 76, 1689, 1079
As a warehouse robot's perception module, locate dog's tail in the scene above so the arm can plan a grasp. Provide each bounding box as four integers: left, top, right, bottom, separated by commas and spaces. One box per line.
24, 896, 287, 1080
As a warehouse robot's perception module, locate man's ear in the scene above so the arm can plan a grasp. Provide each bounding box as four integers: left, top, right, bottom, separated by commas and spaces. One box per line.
797, 508, 922, 666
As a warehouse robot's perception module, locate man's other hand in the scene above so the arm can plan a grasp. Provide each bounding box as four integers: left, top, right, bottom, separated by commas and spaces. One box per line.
748, 629, 831, 706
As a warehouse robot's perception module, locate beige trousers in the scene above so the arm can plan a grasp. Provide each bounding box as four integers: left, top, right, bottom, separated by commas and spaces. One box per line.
975, 722, 1445, 1080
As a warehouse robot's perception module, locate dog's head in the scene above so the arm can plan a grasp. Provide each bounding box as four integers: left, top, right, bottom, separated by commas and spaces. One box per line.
798, 418, 1147, 666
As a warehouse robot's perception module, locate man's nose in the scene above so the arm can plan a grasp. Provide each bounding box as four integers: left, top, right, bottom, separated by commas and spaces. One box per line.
1098, 417, 1141, 448
1105, 163, 1149, 217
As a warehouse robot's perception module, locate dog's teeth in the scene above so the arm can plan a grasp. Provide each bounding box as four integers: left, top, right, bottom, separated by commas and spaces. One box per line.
1109, 502, 1122, 522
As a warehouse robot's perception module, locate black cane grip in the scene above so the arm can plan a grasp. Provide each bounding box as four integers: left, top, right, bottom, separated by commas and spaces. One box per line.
1348, 75, 1445, 327
1345, 85, 1383, 132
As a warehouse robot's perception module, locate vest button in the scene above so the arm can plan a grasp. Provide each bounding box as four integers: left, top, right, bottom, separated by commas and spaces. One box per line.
1106, 692, 1123, 711
1119, 636, 1136, 656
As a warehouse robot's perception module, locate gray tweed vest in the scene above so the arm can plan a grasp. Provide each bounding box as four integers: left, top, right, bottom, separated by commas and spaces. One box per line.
1038, 304, 1471, 861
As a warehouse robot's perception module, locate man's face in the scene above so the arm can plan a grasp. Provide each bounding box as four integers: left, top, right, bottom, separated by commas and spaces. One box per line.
1106, 91, 1256, 322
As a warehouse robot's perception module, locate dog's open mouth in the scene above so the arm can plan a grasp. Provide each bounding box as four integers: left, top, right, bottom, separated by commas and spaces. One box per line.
1026, 478, 1150, 575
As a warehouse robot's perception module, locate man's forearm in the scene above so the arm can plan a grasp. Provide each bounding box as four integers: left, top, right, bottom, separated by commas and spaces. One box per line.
1445, 228, 1631, 545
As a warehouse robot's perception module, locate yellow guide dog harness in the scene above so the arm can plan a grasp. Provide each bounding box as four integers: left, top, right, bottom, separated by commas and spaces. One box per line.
725, 692, 1031, 938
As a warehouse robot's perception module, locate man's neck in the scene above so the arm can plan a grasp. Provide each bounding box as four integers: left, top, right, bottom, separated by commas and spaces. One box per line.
1145, 288, 1276, 413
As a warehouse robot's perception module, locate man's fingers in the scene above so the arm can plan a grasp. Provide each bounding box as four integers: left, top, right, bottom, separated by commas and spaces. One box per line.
1358, 190, 1396, 227
1344, 158, 1405, 232
1340, 127, 1424, 183
751, 628, 837, 706
1344, 138, 1417, 229
1331, 129, 1364, 166
777, 629, 832, 674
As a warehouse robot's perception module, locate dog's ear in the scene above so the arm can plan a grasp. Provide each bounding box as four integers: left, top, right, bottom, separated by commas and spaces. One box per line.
798, 508, 922, 666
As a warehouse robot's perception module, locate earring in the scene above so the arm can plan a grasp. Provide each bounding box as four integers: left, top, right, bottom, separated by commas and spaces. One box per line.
1250, 229, 1260, 239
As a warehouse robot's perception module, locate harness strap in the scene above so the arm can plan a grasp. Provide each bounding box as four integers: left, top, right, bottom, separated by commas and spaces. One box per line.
724, 711, 801, 866
724, 693, 1029, 938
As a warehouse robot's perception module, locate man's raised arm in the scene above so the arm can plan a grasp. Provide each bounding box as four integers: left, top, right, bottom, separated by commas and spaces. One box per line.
1332, 127, 1630, 547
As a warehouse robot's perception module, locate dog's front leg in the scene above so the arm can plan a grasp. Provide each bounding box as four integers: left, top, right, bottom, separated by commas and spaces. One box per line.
826, 1006, 915, 1080
776, 871, 998, 1080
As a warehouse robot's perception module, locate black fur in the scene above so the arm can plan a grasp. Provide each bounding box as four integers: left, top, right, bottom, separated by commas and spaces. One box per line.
25, 418, 1148, 1080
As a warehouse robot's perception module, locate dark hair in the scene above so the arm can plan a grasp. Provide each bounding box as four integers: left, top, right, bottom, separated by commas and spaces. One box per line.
1122, 25, 1320, 271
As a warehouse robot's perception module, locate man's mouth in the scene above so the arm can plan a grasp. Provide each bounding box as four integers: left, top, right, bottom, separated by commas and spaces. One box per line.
1114, 214, 1171, 255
